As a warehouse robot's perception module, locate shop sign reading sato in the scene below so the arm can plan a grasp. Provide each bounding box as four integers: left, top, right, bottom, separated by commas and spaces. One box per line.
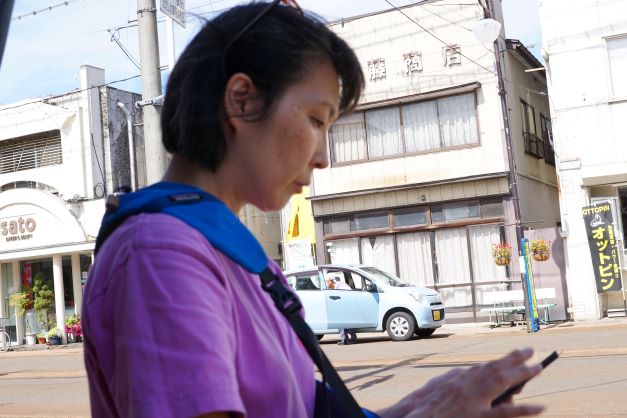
1, 215, 36, 242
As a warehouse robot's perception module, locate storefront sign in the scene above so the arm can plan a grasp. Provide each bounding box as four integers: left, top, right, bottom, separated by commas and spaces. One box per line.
1, 216, 37, 242
582, 202, 622, 292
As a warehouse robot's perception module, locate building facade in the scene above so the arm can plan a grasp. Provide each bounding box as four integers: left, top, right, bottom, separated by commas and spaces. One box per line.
539, 0, 627, 320
0, 65, 143, 344
307, 1, 560, 322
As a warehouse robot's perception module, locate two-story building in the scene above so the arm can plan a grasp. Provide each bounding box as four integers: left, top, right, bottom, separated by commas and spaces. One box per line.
539, 0, 627, 320
0, 65, 143, 344
306, 1, 561, 322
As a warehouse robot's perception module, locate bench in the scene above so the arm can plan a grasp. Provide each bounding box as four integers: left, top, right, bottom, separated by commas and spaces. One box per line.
480, 288, 557, 327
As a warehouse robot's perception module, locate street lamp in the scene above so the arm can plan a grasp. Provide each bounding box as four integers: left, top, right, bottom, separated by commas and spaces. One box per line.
473, 18, 502, 44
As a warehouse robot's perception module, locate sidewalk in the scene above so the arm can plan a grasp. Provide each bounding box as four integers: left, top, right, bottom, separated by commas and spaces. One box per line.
4, 341, 84, 356
441, 316, 627, 337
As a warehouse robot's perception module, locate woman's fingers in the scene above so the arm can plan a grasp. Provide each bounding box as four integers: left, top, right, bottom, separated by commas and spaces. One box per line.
470, 348, 543, 401
484, 403, 545, 418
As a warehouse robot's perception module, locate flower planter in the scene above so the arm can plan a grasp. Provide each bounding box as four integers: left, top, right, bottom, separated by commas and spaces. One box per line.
25, 333, 37, 346
532, 252, 550, 262
495, 257, 510, 266
48, 335, 62, 345
37, 337, 46, 344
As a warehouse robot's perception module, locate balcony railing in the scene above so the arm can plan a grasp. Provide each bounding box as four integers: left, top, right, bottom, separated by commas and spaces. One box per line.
523, 131, 544, 159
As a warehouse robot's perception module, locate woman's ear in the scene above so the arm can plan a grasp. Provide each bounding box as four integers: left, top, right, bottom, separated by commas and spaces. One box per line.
223, 73, 261, 122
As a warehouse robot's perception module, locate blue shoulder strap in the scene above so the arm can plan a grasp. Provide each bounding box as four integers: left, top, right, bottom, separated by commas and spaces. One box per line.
94, 181, 373, 418
95, 181, 267, 274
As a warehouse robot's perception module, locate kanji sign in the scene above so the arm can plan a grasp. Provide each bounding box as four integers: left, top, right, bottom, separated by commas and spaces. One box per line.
582, 202, 622, 292
160, 0, 185, 28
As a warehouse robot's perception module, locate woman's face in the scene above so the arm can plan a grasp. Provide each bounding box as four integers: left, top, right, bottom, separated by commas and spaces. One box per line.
229, 58, 340, 211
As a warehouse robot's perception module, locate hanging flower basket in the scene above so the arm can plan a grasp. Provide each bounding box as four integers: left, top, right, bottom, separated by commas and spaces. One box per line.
495, 256, 511, 266
492, 243, 511, 266
531, 239, 551, 262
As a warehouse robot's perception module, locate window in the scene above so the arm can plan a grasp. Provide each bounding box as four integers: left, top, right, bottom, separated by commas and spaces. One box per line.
353, 212, 388, 231
540, 114, 555, 165
286, 273, 321, 291
323, 216, 351, 235
521, 100, 543, 159
0, 130, 63, 173
366, 107, 402, 158
393, 207, 427, 227
481, 200, 504, 218
432, 202, 480, 223
329, 92, 479, 164
607, 35, 627, 99
329, 113, 367, 163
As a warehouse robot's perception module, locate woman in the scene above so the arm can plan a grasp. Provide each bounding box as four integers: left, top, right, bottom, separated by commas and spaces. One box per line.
82, 1, 544, 417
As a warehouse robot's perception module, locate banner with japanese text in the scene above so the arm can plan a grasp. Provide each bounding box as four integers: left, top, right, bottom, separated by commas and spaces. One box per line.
582, 202, 622, 292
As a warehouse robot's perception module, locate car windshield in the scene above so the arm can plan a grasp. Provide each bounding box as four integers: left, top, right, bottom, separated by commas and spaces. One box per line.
360, 267, 410, 287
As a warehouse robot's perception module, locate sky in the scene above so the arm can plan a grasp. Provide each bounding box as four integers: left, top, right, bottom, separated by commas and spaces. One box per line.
0, 0, 542, 105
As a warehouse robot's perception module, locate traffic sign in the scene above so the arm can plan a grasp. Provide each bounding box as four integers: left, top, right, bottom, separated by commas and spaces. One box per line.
160, 0, 185, 28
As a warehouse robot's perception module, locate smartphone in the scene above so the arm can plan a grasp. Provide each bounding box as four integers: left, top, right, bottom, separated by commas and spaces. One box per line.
491, 351, 559, 407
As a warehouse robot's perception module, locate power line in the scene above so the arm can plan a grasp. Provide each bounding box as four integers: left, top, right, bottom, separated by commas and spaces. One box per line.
0, 73, 145, 114
384, 0, 497, 75
383, 0, 547, 98
11, 0, 85, 21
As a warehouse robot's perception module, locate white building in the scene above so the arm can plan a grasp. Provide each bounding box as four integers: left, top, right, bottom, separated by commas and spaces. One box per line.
539, 0, 627, 320
309, 1, 562, 322
0, 65, 143, 344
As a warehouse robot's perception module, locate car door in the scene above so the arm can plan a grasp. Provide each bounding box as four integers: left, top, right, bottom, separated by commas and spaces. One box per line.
286, 271, 327, 331
347, 271, 380, 327
323, 268, 363, 329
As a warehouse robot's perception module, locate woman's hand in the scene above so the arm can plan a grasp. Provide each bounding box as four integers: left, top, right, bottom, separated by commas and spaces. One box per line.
378, 348, 544, 418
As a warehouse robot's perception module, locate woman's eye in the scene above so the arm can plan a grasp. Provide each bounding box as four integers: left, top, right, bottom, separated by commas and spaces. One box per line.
311, 117, 324, 128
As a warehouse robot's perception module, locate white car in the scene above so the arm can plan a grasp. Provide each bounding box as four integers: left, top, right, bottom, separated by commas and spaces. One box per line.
284, 264, 445, 341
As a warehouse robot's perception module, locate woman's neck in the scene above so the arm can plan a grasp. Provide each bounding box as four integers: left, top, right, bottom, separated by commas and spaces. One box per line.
161, 155, 243, 214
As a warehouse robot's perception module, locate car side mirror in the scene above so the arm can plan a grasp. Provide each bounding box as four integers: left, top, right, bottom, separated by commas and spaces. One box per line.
365, 282, 377, 292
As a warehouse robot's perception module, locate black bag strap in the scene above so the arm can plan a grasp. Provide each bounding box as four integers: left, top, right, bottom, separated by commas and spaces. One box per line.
259, 269, 365, 418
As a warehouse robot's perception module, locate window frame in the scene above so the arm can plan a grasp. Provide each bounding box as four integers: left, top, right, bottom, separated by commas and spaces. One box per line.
521, 100, 544, 159
605, 34, 627, 101
329, 91, 481, 167
540, 113, 555, 166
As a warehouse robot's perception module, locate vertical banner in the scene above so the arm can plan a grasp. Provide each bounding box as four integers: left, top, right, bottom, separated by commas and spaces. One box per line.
521, 238, 540, 332
582, 202, 622, 292
22, 263, 32, 288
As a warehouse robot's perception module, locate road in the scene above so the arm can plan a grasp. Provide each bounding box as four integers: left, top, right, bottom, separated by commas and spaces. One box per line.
1, 320, 627, 417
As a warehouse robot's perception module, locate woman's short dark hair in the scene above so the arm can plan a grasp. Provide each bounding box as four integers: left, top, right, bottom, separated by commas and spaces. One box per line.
161, 2, 364, 172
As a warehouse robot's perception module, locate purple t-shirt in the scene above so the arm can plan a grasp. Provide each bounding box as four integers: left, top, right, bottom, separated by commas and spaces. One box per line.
82, 213, 315, 418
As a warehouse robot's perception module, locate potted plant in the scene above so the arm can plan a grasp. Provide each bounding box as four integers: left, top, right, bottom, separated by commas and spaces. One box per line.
531, 239, 551, 261
65, 314, 82, 343
36, 332, 47, 344
8, 290, 30, 317
492, 243, 511, 266
47, 327, 62, 345
9, 288, 37, 345
32, 273, 54, 331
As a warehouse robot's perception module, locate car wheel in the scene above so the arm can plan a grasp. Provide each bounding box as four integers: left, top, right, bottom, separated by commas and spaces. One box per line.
415, 328, 436, 338
316, 334, 324, 341
386, 312, 415, 341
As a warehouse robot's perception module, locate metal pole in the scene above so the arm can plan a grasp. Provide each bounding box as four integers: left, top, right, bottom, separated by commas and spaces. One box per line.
484, 0, 529, 326
137, 0, 167, 185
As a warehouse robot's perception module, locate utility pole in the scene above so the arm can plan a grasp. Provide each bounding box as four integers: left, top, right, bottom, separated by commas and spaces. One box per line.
137, 0, 168, 184
484, 0, 531, 330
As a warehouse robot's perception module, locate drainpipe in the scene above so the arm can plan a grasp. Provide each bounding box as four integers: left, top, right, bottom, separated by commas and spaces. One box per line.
116, 101, 136, 191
